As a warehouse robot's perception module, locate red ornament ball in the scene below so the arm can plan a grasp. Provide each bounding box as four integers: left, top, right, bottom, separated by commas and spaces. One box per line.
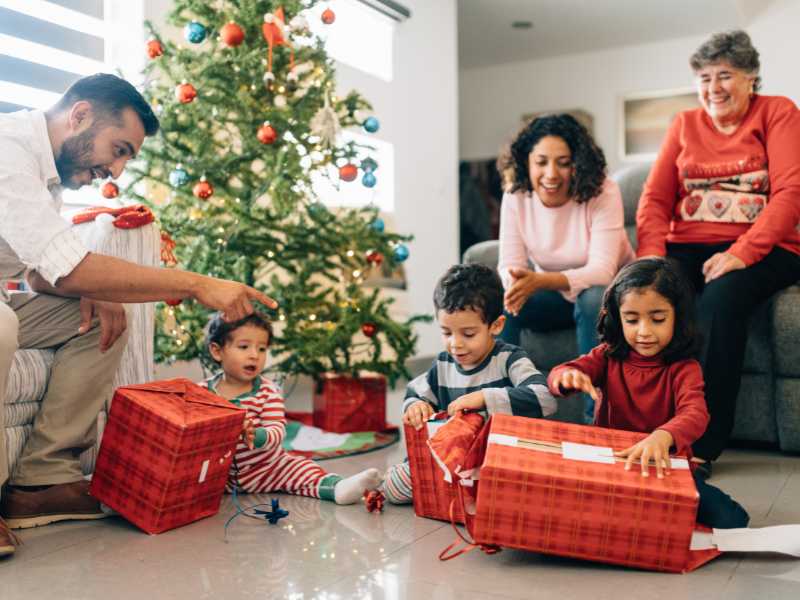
321, 8, 336, 24
193, 180, 214, 199
176, 83, 197, 104
165, 298, 182, 307
220, 21, 245, 47
361, 322, 378, 338
257, 123, 278, 145
101, 181, 119, 199
146, 39, 163, 59
339, 163, 358, 182
366, 250, 383, 266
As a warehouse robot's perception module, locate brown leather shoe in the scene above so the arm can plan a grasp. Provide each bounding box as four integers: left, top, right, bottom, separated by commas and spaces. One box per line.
0, 480, 108, 529
0, 516, 20, 558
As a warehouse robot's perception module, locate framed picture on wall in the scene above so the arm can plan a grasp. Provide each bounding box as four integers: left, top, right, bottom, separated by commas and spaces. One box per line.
620, 88, 700, 161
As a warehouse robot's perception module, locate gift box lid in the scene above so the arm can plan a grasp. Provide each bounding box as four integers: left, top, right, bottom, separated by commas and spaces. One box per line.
113, 378, 243, 428
483, 414, 698, 506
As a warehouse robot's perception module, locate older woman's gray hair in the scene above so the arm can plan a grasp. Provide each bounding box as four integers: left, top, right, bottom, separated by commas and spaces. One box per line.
690, 30, 761, 91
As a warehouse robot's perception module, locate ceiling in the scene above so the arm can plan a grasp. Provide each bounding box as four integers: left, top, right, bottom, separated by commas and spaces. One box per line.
458, 0, 765, 69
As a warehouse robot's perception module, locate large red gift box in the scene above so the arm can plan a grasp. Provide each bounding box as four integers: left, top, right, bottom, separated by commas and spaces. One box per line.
90, 379, 245, 534
313, 373, 386, 433
444, 414, 721, 573
404, 412, 486, 524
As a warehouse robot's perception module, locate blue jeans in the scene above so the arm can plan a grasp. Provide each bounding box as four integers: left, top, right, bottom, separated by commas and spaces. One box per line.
500, 286, 605, 423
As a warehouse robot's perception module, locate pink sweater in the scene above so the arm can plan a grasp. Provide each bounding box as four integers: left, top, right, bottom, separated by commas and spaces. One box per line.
498, 177, 635, 302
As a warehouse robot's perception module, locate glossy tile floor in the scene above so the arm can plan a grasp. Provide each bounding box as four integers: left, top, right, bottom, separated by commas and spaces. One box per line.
3, 383, 800, 599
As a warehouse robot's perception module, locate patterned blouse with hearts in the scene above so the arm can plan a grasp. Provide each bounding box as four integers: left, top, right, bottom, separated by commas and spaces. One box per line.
636, 95, 800, 266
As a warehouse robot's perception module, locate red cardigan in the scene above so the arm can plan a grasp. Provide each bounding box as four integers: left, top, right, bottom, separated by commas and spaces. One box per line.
636, 95, 800, 265
547, 345, 709, 455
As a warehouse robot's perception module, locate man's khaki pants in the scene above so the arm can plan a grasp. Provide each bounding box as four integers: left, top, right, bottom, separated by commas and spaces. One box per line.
0, 293, 127, 497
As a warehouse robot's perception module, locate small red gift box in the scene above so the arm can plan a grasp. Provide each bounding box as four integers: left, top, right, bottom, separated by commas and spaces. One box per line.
405, 412, 482, 524
444, 414, 721, 573
312, 373, 386, 433
90, 379, 245, 534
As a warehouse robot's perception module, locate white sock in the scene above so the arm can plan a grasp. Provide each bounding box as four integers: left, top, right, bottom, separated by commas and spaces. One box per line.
333, 468, 383, 505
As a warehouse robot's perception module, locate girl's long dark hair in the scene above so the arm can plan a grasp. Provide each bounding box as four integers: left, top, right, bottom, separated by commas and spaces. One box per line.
598, 258, 700, 363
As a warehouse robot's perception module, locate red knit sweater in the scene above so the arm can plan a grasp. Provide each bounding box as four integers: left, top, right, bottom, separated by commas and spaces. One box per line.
547, 345, 709, 455
636, 95, 800, 265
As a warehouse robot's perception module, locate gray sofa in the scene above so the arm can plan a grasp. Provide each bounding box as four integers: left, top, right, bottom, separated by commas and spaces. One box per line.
464, 162, 800, 452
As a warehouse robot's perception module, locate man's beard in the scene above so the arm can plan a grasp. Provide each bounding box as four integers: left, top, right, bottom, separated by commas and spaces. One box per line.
54, 126, 97, 189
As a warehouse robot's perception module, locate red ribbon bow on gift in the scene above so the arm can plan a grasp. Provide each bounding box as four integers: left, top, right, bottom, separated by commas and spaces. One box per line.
363, 489, 385, 513
72, 204, 155, 229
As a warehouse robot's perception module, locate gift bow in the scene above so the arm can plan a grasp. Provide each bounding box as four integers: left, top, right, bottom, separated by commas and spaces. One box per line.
363, 489, 385, 513
72, 204, 155, 229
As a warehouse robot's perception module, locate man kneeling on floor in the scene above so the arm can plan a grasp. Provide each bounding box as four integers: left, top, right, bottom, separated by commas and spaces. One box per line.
0, 73, 277, 559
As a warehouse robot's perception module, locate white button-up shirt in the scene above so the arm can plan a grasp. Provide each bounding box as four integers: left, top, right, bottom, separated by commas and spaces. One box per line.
0, 110, 89, 303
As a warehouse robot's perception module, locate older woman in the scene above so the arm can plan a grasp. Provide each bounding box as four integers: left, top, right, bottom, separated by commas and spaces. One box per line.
497, 114, 634, 422
636, 30, 800, 473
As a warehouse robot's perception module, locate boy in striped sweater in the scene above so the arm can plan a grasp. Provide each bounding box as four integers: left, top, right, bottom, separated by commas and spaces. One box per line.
201, 313, 382, 504
382, 264, 557, 503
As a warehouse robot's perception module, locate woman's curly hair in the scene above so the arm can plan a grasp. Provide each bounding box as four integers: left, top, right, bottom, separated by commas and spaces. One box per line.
496, 113, 606, 203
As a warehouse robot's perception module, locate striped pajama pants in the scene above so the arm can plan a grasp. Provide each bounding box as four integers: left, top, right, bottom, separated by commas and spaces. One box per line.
381, 460, 413, 504
227, 449, 341, 501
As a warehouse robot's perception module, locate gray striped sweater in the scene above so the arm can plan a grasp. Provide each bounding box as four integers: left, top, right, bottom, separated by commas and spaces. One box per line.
402, 340, 557, 418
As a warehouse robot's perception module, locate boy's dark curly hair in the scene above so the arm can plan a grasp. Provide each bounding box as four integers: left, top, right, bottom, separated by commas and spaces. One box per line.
433, 264, 504, 324
598, 258, 700, 363
496, 113, 606, 203
205, 312, 274, 363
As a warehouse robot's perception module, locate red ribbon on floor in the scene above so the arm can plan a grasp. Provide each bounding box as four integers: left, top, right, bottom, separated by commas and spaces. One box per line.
71, 204, 155, 229
363, 489, 385, 513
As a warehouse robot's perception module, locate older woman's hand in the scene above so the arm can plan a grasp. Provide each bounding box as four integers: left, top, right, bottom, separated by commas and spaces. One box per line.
504, 267, 540, 315
702, 252, 746, 283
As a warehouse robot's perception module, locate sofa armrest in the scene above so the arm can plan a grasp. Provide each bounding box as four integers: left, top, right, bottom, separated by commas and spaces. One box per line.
463, 240, 500, 268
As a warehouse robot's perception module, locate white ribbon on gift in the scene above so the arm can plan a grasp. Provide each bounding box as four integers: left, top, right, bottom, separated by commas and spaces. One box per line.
487, 434, 691, 469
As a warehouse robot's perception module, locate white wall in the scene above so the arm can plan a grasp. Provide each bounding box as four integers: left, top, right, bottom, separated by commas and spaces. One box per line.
459, 0, 800, 172
144, 0, 459, 361
334, 0, 459, 357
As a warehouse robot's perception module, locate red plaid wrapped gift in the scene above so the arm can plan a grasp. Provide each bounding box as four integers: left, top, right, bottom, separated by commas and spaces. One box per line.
405, 412, 484, 523
313, 373, 386, 433
440, 414, 722, 573
90, 379, 245, 534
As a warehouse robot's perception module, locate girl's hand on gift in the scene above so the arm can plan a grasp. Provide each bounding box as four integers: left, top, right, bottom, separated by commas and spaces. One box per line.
554, 368, 602, 402
615, 429, 674, 479
242, 418, 256, 449
447, 391, 486, 416
504, 267, 540, 316
403, 400, 435, 430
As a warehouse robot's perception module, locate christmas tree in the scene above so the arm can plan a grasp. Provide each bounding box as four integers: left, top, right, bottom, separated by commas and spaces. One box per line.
120, 0, 428, 386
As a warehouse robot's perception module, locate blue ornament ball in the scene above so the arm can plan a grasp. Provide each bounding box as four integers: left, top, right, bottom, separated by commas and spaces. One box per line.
308, 202, 329, 218
361, 157, 378, 173
362, 172, 377, 188
371, 217, 385, 232
184, 21, 207, 44
393, 244, 410, 262
362, 116, 380, 133
169, 167, 189, 187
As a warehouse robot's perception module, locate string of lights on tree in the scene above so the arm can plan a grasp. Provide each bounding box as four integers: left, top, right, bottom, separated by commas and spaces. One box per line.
116, 0, 428, 385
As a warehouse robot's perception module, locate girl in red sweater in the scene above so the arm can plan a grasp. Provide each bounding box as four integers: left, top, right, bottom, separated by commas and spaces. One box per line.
548, 258, 749, 528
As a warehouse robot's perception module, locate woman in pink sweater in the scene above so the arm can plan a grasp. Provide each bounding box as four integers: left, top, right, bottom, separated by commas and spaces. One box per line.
496, 114, 634, 422
636, 31, 800, 474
